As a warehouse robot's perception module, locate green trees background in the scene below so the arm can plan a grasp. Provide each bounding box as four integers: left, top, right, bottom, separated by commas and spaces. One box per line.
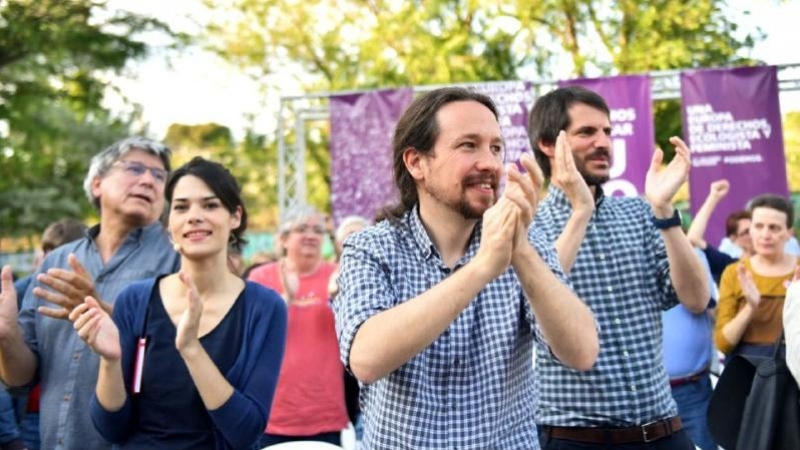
1, 0, 796, 243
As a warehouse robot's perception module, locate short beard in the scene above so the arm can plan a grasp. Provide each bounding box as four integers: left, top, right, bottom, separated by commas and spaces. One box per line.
583, 173, 610, 186
424, 183, 495, 220
456, 198, 489, 220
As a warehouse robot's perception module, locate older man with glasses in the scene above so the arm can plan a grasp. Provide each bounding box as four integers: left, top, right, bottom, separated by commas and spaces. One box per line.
0, 136, 180, 450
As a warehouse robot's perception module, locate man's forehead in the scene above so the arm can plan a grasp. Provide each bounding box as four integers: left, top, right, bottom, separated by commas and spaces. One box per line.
436, 104, 501, 138
117, 148, 165, 166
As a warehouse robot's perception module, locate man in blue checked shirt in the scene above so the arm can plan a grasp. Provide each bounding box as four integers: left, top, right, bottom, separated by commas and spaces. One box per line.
334, 87, 599, 450
528, 86, 710, 450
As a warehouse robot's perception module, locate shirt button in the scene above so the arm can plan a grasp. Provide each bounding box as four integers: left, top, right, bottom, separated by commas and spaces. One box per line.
630, 384, 637, 392
62, 395, 70, 402
623, 350, 629, 358
614, 318, 621, 325
73, 352, 80, 360
599, 254, 605, 260
607, 286, 613, 293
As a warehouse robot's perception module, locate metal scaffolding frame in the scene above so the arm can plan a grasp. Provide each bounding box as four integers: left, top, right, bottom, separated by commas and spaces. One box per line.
277, 63, 800, 219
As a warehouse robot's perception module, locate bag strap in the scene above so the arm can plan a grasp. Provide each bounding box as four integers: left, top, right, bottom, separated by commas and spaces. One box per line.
772, 330, 786, 359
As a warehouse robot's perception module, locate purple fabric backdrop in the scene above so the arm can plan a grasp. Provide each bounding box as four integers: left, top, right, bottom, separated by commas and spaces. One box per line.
467, 81, 535, 165
329, 88, 413, 225
559, 75, 654, 197
681, 66, 787, 247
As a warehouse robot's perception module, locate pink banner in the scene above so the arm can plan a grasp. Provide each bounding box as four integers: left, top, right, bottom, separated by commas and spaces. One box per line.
681, 66, 788, 247
329, 88, 413, 225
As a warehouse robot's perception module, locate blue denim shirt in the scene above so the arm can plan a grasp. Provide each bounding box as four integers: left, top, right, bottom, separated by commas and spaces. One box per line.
17, 222, 180, 450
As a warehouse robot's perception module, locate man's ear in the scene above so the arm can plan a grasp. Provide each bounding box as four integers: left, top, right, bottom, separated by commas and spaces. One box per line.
403, 147, 425, 181
90, 176, 103, 202
538, 139, 556, 159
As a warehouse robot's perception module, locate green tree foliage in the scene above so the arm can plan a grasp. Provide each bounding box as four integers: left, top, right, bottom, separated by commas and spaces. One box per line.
785, 111, 800, 194
512, 0, 762, 161
0, 0, 184, 237
163, 122, 281, 231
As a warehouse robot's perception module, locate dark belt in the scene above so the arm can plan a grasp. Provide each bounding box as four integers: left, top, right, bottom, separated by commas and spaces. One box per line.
669, 368, 709, 388
543, 416, 682, 444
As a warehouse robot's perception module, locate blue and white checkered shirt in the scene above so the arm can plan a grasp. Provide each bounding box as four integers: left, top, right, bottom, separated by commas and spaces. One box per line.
334, 206, 567, 450
534, 186, 679, 427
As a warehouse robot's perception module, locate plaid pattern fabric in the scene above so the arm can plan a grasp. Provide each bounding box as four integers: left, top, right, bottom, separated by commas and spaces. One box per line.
334, 206, 567, 449
534, 186, 679, 427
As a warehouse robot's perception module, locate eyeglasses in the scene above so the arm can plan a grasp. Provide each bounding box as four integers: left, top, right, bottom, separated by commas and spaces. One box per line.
291, 224, 326, 235
112, 160, 168, 184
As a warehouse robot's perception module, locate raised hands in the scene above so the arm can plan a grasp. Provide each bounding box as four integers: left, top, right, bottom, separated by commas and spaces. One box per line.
35, 254, 102, 320
551, 130, 594, 214
645, 136, 692, 212
69, 296, 121, 361
0, 266, 20, 340
175, 272, 204, 353
506, 154, 545, 243
477, 193, 518, 278
708, 179, 730, 202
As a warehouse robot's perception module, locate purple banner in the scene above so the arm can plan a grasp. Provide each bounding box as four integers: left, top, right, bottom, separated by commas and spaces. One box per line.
681, 66, 787, 247
329, 88, 413, 225
467, 81, 535, 165
559, 75, 654, 197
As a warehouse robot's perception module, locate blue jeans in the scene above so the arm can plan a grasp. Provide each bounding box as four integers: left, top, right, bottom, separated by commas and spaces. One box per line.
19, 412, 39, 450
0, 389, 19, 445
671, 376, 716, 450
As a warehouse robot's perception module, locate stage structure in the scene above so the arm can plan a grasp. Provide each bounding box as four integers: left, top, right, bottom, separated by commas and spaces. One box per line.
276, 63, 800, 223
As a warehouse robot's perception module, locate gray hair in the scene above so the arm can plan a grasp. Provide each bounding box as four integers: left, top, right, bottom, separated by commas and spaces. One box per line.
335, 215, 371, 244
82, 136, 172, 210
278, 205, 325, 236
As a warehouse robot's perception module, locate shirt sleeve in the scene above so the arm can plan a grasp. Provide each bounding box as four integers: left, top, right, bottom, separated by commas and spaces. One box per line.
523, 226, 576, 347
333, 234, 396, 374
89, 284, 139, 444
784, 282, 800, 385
714, 262, 742, 354
208, 290, 288, 449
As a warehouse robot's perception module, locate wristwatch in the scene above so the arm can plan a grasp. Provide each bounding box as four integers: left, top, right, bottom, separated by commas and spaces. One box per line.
652, 209, 682, 230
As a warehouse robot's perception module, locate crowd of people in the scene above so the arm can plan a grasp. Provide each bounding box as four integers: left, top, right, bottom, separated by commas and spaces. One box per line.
0, 85, 798, 450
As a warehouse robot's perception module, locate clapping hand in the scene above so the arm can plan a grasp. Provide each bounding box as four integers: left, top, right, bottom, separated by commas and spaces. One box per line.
737, 264, 761, 309
175, 272, 203, 353
551, 130, 593, 214
36, 254, 102, 320
0, 266, 20, 341
645, 137, 692, 213
69, 296, 121, 361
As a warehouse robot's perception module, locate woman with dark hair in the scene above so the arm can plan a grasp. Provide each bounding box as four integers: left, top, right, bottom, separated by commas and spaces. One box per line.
69, 157, 287, 449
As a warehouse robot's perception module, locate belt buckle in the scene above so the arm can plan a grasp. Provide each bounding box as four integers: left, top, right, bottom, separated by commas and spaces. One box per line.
641, 420, 659, 443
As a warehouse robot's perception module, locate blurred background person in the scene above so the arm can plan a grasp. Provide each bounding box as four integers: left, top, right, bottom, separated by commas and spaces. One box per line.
248, 206, 348, 447
715, 194, 799, 361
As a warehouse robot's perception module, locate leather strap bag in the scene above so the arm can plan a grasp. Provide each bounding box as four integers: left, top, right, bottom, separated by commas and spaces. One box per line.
707, 332, 800, 450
